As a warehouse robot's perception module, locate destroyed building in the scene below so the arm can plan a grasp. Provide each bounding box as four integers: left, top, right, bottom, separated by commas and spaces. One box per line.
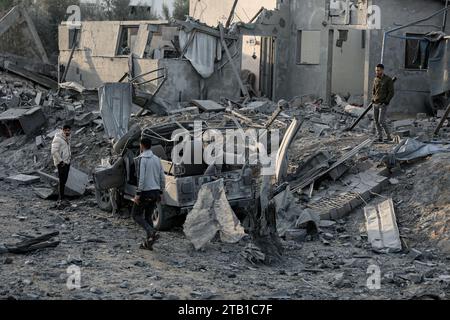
58, 19, 242, 111
0, 0, 450, 302
190, 0, 450, 116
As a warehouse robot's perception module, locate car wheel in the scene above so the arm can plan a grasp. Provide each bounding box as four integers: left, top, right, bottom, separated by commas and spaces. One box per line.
151, 203, 178, 231
95, 188, 112, 212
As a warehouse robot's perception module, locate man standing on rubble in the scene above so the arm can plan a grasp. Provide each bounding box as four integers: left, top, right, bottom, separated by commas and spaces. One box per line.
132, 137, 166, 251
372, 64, 395, 142
51, 124, 72, 204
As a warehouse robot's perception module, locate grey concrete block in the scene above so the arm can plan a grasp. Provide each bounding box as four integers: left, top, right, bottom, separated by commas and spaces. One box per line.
6, 174, 40, 186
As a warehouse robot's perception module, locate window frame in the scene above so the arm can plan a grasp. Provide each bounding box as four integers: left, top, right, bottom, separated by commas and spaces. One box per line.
404, 32, 429, 71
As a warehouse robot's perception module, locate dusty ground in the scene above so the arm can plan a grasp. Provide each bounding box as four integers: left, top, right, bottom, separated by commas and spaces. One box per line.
1, 133, 449, 301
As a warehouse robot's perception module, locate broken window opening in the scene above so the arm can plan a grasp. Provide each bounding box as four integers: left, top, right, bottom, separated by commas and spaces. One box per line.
116, 26, 139, 56
296, 30, 321, 65
405, 33, 429, 70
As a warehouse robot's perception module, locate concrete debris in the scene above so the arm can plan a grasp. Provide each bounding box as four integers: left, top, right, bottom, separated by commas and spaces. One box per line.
183, 179, 246, 250
388, 138, 450, 164
169, 107, 199, 115
0, 107, 46, 137
38, 167, 89, 197
33, 187, 56, 199
273, 186, 318, 237
0, 5, 449, 300
6, 174, 40, 186
59, 82, 86, 93
241, 243, 266, 265
191, 100, 226, 112
0, 232, 59, 255
364, 198, 402, 253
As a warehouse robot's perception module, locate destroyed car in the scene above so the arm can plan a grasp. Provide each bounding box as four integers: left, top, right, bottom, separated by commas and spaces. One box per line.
93, 122, 257, 231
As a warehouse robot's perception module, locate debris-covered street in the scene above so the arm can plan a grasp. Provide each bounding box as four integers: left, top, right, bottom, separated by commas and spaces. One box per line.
0, 0, 450, 303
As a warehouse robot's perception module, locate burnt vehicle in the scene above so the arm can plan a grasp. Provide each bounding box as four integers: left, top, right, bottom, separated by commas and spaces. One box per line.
93, 122, 257, 231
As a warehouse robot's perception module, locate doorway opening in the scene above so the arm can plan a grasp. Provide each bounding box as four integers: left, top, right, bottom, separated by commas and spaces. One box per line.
331, 29, 366, 104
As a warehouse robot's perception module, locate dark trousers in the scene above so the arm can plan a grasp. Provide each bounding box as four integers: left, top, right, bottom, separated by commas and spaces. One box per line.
57, 163, 70, 201
132, 190, 160, 237
373, 103, 391, 139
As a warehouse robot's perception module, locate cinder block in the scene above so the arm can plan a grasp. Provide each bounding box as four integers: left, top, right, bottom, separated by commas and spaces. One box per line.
6, 174, 40, 186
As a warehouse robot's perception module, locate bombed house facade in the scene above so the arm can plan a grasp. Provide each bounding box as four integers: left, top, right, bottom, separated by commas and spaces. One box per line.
190, 0, 450, 116
58, 19, 241, 109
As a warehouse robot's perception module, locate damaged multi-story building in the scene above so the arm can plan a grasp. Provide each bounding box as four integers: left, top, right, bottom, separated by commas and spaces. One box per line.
58, 18, 242, 113
59, 0, 450, 116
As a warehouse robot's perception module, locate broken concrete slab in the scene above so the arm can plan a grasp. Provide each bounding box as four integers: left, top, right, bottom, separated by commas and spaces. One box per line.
6, 174, 40, 186
183, 179, 246, 250
191, 100, 226, 112
33, 187, 56, 199
38, 167, 89, 197
65, 167, 89, 196
240, 100, 275, 114
364, 198, 402, 253
307, 167, 389, 220
274, 187, 319, 236
46, 129, 59, 139
0, 107, 46, 137
34, 92, 42, 105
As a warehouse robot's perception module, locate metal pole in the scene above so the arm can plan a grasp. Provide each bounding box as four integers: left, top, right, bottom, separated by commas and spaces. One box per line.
225, 0, 239, 29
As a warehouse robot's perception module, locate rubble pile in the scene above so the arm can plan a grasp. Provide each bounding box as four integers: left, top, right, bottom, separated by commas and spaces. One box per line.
0, 71, 111, 188
0, 69, 449, 300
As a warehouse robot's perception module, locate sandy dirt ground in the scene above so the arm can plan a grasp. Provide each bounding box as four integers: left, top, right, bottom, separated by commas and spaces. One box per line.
1, 136, 449, 301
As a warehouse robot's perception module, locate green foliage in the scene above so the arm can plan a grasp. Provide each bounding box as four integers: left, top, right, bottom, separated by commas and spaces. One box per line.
162, 3, 171, 21
172, 0, 189, 21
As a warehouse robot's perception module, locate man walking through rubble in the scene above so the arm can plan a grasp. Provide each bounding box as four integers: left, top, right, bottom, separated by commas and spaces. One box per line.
372, 64, 395, 143
132, 137, 165, 250
51, 124, 72, 205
